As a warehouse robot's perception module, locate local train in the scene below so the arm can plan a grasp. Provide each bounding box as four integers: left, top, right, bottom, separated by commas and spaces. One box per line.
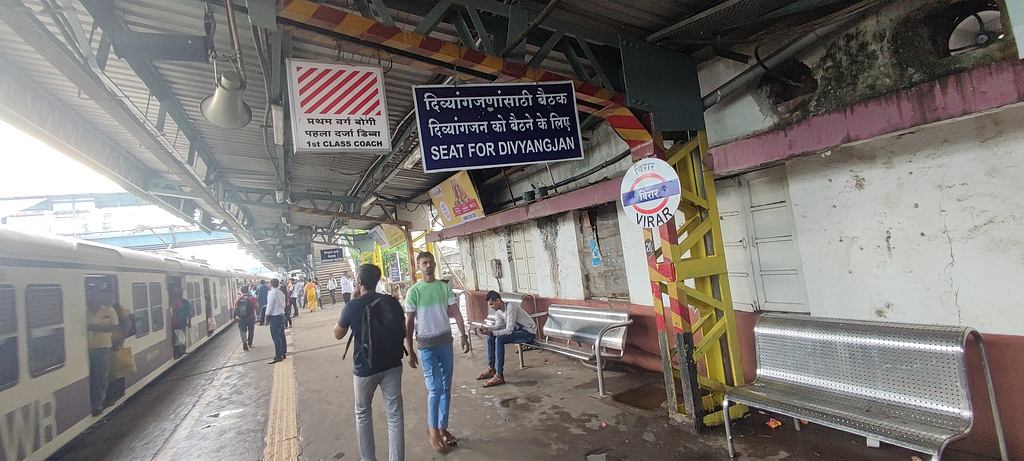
0, 227, 265, 461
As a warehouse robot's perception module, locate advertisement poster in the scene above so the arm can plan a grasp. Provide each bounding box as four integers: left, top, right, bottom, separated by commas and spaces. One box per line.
389, 252, 402, 283
429, 171, 485, 227
288, 60, 391, 153
369, 224, 407, 249
413, 81, 583, 173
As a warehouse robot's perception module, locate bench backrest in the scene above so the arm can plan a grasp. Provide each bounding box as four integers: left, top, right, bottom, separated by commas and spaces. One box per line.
754, 314, 974, 432
542, 305, 631, 352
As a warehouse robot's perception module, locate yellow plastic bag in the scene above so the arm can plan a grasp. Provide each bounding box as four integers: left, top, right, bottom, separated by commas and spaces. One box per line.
111, 347, 137, 378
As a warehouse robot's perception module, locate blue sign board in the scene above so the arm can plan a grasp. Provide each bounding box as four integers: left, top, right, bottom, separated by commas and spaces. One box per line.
320, 248, 344, 263
389, 253, 402, 283
413, 81, 584, 173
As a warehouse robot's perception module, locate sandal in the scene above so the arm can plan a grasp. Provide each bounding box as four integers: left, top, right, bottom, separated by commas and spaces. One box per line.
476, 368, 495, 380
428, 427, 450, 453
482, 375, 505, 387
440, 429, 458, 447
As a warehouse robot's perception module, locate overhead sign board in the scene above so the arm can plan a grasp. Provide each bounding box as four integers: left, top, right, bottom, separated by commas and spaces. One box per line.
320, 248, 344, 263
429, 171, 485, 226
287, 60, 391, 153
620, 158, 681, 228
413, 81, 584, 173
369, 224, 406, 249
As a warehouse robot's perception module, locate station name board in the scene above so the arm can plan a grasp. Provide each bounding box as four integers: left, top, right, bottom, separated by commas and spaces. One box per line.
413, 81, 584, 173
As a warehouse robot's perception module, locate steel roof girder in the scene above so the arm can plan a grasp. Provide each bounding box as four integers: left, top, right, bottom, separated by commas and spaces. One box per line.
0, 58, 212, 232
79, 0, 220, 176
450, 10, 478, 51
464, 6, 496, 55
412, 0, 452, 36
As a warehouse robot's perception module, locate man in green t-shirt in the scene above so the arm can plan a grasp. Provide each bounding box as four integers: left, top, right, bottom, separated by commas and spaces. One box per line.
404, 251, 469, 453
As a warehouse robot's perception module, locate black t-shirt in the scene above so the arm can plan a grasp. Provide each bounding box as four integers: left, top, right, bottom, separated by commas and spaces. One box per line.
338, 293, 405, 377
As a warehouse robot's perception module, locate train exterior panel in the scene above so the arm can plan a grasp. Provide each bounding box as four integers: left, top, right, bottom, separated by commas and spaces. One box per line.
0, 228, 254, 461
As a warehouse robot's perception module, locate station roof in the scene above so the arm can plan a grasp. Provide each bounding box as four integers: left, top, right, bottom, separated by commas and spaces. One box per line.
0, 0, 860, 269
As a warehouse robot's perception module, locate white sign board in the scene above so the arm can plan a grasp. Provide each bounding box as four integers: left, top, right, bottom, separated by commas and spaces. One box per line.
620, 158, 681, 228
287, 60, 391, 153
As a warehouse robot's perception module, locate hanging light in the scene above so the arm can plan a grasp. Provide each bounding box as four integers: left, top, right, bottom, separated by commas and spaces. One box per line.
199, 0, 251, 129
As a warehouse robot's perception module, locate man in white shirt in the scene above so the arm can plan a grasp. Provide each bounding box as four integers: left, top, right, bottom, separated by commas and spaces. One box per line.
266, 278, 288, 364
340, 274, 354, 303
295, 279, 306, 310
327, 277, 338, 304
474, 291, 536, 387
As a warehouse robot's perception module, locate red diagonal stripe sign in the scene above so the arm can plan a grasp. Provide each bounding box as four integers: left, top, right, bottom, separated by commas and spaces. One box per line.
288, 60, 391, 153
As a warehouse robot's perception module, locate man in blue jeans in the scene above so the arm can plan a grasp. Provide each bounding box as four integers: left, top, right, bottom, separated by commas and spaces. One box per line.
404, 251, 469, 453
474, 291, 537, 387
266, 278, 287, 364
335, 264, 407, 461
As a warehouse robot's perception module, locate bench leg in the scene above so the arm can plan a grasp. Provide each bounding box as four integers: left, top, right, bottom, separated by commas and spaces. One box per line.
517, 343, 525, 369
723, 398, 735, 458
793, 417, 801, 431
866, 437, 880, 448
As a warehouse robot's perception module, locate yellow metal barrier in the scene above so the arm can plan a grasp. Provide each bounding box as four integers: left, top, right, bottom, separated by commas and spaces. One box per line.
645, 131, 747, 431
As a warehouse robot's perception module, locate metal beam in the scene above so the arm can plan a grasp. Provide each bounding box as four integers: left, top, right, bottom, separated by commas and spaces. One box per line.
0, 56, 212, 233
0, 0, 273, 265
290, 206, 411, 228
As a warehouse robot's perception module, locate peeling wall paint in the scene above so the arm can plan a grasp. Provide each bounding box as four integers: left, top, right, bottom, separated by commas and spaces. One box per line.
701, 0, 1016, 148
616, 202, 654, 306
786, 104, 1024, 336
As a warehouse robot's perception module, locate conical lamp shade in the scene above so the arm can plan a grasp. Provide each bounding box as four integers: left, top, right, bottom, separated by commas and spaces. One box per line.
200, 70, 252, 129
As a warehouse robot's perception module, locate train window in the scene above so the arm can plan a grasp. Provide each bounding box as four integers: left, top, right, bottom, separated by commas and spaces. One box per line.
150, 282, 164, 331
131, 283, 150, 338
25, 285, 65, 377
0, 286, 18, 390
191, 282, 202, 318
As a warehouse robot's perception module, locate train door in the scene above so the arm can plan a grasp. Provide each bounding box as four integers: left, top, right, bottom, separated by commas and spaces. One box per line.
202, 278, 213, 335
84, 275, 118, 413
166, 276, 187, 357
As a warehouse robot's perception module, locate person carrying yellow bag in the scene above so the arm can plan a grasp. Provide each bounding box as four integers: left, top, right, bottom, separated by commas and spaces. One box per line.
104, 302, 137, 407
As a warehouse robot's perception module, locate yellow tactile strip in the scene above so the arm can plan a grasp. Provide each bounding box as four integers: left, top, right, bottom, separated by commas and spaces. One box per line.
264, 330, 299, 461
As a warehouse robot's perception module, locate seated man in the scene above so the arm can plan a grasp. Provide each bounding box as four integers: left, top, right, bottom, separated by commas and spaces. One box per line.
475, 291, 536, 387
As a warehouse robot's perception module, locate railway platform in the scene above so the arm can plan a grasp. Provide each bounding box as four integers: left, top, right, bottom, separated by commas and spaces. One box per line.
49, 302, 995, 461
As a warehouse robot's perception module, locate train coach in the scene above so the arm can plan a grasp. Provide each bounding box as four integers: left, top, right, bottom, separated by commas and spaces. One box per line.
0, 227, 256, 461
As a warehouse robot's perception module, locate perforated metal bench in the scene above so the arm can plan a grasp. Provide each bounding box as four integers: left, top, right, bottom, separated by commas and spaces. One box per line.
529, 304, 633, 396
723, 314, 1008, 461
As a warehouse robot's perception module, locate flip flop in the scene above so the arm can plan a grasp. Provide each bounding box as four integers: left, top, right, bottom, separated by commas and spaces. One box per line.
440, 429, 458, 446
482, 375, 505, 387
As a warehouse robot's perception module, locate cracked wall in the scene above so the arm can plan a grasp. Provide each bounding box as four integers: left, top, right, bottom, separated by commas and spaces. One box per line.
784, 104, 1024, 335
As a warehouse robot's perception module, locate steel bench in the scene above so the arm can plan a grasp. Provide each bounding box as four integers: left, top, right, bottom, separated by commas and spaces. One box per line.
529, 304, 633, 396
723, 314, 1008, 461
467, 292, 541, 358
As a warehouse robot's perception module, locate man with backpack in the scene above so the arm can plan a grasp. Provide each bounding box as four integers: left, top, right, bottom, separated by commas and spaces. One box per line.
255, 280, 270, 325
234, 285, 257, 351
334, 264, 407, 461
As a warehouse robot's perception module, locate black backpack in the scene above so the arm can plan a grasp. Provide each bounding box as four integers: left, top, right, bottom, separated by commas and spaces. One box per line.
234, 295, 255, 319
344, 294, 406, 369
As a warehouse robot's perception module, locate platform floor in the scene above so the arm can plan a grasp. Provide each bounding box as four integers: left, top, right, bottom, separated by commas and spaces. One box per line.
51, 301, 995, 461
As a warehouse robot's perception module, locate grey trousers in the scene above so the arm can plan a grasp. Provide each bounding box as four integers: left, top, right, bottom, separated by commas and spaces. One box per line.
353, 366, 404, 461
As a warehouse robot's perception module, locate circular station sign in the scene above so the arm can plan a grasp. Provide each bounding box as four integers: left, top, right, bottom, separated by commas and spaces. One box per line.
620, 158, 681, 228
